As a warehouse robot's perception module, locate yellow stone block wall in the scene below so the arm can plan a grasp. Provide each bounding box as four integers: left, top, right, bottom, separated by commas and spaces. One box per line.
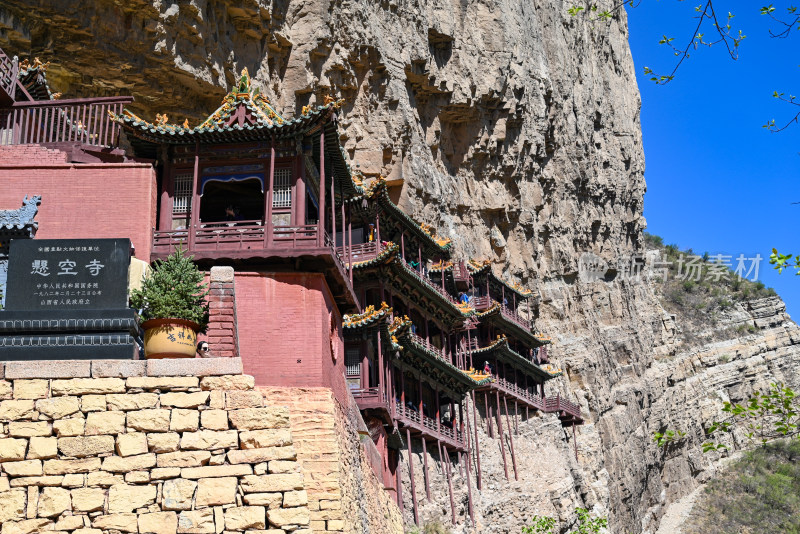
258, 387, 403, 534
0, 367, 312, 534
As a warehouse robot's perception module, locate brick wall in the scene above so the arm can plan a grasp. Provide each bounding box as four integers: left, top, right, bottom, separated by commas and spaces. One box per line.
0, 158, 157, 261
0, 145, 68, 164
0, 358, 311, 534
235, 272, 348, 406
203, 267, 239, 359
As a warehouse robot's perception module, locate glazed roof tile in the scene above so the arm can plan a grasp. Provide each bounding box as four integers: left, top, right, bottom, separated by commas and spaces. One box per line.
342, 303, 392, 329
111, 68, 344, 145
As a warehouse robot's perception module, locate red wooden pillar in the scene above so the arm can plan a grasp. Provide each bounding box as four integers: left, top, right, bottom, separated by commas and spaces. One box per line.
443, 445, 456, 525
318, 132, 325, 246
265, 137, 275, 247
418, 378, 423, 416
188, 141, 200, 251
435, 387, 441, 433
377, 331, 384, 399
376, 213, 381, 243
470, 391, 482, 490
418, 245, 422, 272
401, 231, 405, 259
406, 428, 419, 525
158, 146, 173, 231
347, 206, 353, 285
495, 390, 509, 480
462, 449, 474, 522
504, 396, 518, 480
485, 391, 493, 438
331, 154, 336, 246
422, 438, 431, 500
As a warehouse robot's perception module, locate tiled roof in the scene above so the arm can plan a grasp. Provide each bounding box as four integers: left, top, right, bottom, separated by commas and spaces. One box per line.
110, 68, 343, 144
342, 303, 392, 329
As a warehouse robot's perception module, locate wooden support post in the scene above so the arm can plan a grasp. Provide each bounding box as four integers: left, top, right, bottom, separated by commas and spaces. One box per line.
573, 424, 578, 461
348, 207, 353, 284
406, 428, 419, 526
435, 387, 441, 433
266, 137, 275, 247
495, 390, 509, 480
400, 371, 405, 407
463, 450, 474, 523
485, 391, 493, 438
188, 141, 200, 251
443, 445, 456, 525
377, 331, 384, 399
418, 245, 422, 272
514, 400, 519, 434
376, 213, 381, 243
331, 152, 336, 247
401, 231, 405, 260
422, 438, 431, 500
504, 396, 518, 481
396, 454, 403, 508
318, 132, 325, 246
470, 391, 482, 490
418, 379, 423, 416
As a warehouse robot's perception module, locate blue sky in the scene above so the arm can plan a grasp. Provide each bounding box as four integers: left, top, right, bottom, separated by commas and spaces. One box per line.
625, 1, 800, 316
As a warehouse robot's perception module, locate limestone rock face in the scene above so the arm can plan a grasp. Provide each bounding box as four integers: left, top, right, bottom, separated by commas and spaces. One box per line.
3, 2, 800, 534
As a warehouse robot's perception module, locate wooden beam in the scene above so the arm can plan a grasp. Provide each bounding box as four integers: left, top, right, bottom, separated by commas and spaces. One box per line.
504, 396, 518, 481
266, 137, 275, 247
443, 444, 456, 525
422, 437, 431, 500
318, 131, 325, 246
470, 391, 482, 490
462, 450, 474, 522
495, 390, 509, 480
406, 428, 419, 526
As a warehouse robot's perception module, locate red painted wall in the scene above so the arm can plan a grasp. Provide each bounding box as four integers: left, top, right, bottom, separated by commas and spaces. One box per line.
235, 271, 348, 404
0, 146, 157, 261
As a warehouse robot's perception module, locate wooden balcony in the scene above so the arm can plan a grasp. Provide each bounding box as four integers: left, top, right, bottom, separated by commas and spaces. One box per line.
336, 241, 381, 266
0, 96, 132, 148
481, 376, 544, 410
472, 296, 532, 331
395, 401, 466, 451
543, 395, 583, 425
350, 387, 392, 423
152, 222, 358, 309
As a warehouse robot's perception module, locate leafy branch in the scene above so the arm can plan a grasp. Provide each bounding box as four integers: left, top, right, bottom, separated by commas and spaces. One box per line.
763, 92, 800, 132
654, 383, 800, 454
769, 248, 800, 274
522, 509, 608, 534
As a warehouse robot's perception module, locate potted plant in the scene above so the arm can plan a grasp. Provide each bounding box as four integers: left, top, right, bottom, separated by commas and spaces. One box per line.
130, 248, 209, 359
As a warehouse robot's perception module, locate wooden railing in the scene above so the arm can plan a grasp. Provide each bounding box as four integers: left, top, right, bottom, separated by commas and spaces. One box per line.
409, 331, 447, 361
336, 241, 380, 265
153, 222, 320, 253
0, 49, 16, 100
402, 259, 458, 305
472, 295, 492, 310
491, 376, 544, 409
543, 395, 581, 419
500, 303, 532, 330
395, 401, 465, 447
0, 96, 132, 147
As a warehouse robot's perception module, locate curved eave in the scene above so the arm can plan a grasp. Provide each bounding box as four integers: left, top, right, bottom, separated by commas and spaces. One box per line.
113, 104, 334, 145
388, 259, 470, 321
342, 303, 392, 330
471, 337, 554, 381
398, 334, 479, 395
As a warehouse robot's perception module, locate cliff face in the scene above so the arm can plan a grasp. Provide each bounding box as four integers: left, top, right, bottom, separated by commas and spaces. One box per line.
2, 1, 799, 533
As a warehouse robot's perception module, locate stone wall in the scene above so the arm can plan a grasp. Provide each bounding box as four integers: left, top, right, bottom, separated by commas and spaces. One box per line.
259, 387, 403, 534
0, 358, 311, 534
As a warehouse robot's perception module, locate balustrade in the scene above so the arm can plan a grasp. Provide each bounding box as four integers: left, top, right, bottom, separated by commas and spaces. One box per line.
395, 401, 465, 447
0, 49, 16, 100
0, 96, 132, 147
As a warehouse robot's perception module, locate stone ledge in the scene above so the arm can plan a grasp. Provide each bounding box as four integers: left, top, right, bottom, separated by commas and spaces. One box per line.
0, 358, 242, 379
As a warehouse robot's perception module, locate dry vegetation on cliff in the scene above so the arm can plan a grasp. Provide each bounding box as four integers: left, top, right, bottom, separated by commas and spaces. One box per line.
644, 232, 776, 348
682, 439, 800, 534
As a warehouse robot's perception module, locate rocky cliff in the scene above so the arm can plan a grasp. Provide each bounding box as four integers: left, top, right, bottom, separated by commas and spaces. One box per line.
2, 1, 799, 533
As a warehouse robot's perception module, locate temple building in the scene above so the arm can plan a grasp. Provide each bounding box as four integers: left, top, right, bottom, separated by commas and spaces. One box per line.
0, 46, 582, 528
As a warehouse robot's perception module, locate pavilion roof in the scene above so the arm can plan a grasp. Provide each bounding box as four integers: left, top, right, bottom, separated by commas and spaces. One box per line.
475, 302, 545, 347
16, 58, 57, 101
110, 68, 343, 145
472, 335, 555, 381
342, 303, 392, 329
351, 177, 452, 257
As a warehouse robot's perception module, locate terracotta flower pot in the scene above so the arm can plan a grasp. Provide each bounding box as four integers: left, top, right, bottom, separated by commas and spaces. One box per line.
142, 318, 200, 359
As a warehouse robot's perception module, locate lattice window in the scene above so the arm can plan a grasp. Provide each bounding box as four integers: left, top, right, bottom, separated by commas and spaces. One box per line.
172, 173, 193, 214
273, 168, 292, 208
345, 346, 361, 377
